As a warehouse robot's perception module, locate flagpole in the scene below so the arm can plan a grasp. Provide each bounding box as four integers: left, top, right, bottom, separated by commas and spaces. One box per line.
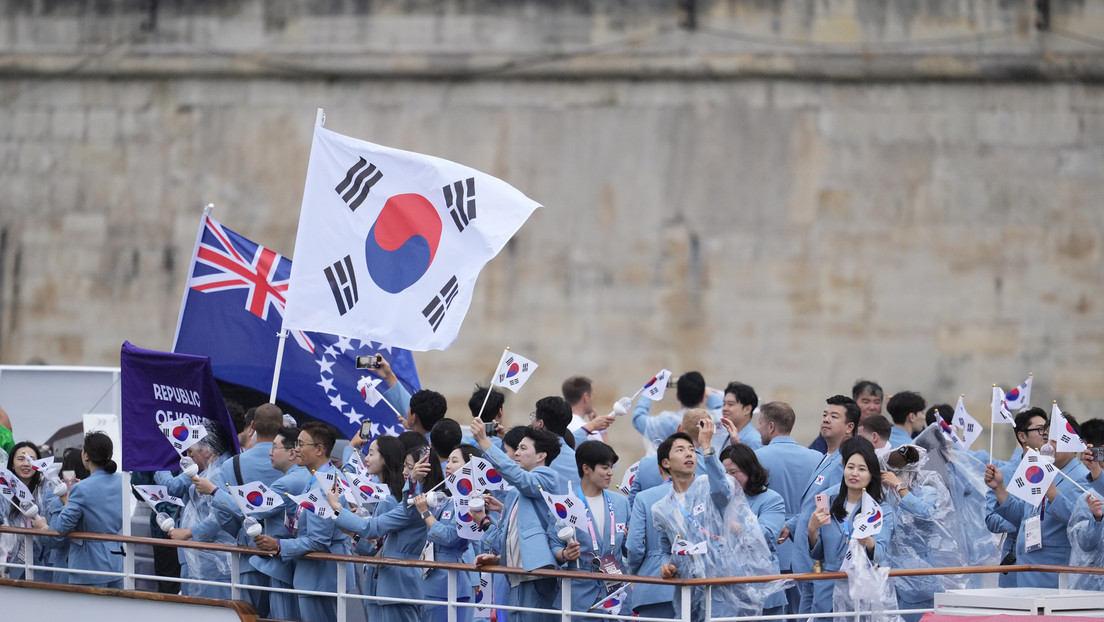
476, 347, 510, 420
1051, 466, 1093, 496
269, 109, 327, 404
989, 385, 996, 465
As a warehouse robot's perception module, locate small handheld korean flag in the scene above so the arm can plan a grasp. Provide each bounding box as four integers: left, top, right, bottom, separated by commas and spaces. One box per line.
952, 395, 982, 450
590, 582, 632, 613
672, 536, 708, 556
347, 474, 390, 505
1007, 447, 1058, 507
938, 419, 966, 450
229, 482, 284, 514
492, 348, 538, 393
852, 489, 884, 538
473, 572, 493, 619
541, 489, 588, 528
287, 489, 335, 519
1050, 402, 1087, 453
446, 464, 478, 499
453, 500, 484, 541
992, 386, 1014, 425
159, 417, 208, 455
29, 456, 61, 479
618, 460, 640, 495
0, 467, 39, 515
357, 376, 385, 407
346, 450, 369, 476
635, 369, 672, 401
133, 484, 186, 510
282, 123, 542, 352
1004, 375, 1033, 411
470, 457, 510, 491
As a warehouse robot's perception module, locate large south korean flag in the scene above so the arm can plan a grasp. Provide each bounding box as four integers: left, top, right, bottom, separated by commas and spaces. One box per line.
284, 122, 542, 351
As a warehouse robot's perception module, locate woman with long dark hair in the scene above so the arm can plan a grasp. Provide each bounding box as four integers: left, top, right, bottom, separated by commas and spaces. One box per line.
806, 436, 896, 616
39, 432, 124, 587
720, 443, 788, 616
2, 441, 57, 580
325, 435, 429, 622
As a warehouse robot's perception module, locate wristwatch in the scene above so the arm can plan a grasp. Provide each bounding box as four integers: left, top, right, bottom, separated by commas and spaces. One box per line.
421, 510, 433, 520
702, 448, 716, 457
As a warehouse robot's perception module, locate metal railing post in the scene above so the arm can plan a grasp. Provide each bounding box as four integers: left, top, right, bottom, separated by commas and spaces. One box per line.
1058, 571, 1069, 590
230, 551, 241, 601
561, 576, 572, 622
22, 533, 33, 581
447, 569, 457, 622
680, 584, 692, 622
704, 585, 712, 622
337, 559, 348, 622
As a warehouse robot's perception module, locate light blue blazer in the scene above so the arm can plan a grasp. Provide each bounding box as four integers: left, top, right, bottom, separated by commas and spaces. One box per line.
246, 465, 312, 584
625, 482, 675, 610
746, 488, 787, 609
809, 494, 896, 614
335, 491, 427, 610
546, 487, 630, 619
755, 436, 824, 570
789, 450, 843, 574
279, 463, 355, 594
49, 469, 124, 586
481, 444, 565, 571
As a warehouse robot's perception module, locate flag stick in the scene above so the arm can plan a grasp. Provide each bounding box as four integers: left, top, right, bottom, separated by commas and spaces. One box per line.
477, 348, 510, 420
989, 385, 996, 465
269, 108, 326, 405
1052, 467, 1093, 496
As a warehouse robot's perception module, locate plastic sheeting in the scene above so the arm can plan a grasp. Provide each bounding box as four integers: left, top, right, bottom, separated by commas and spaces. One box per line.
882, 446, 960, 602
651, 473, 791, 621
833, 537, 904, 622
1066, 493, 1104, 591
178, 451, 234, 597
913, 423, 1001, 588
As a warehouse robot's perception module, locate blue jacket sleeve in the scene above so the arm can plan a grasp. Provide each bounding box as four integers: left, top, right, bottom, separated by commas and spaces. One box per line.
334, 498, 418, 539
484, 444, 563, 498
993, 494, 1027, 526
755, 493, 786, 546
382, 382, 412, 419
51, 485, 88, 536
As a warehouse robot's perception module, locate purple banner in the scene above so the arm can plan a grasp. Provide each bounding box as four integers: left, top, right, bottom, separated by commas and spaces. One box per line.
120, 340, 240, 471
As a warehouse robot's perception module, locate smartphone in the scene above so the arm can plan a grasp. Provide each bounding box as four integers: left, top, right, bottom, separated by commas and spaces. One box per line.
355, 354, 382, 369
815, 493, 829, 514
484, 421, 498, 436
359, 419, 372, 440
62, 470, 76, 482
1092, 447, 1104, 462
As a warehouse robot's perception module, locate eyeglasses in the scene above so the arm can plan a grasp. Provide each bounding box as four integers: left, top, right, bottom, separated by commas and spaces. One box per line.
528, 412, 536, 421
294, 441, 323, 449
1022, 426, 1049, 436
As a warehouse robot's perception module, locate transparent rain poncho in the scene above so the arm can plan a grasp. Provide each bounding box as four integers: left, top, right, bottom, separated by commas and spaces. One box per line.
652, 473, 791, 621
832, 537, 904, 622
1066, 494, 1104, 591
178, 431, 235, 597
881, 445, 959, 602
913, 423, 1000, 588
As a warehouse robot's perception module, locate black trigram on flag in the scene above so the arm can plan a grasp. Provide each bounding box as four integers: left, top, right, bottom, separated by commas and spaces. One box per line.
422, 275, 459, 332
1014, 477, 1026, 487
324, 255, 359, 315
1030, 487, 1042, 496
965, 423, 976, 433
443, 177, 476, 233
335, 157, 383, 212
1060, 433, 1072, 443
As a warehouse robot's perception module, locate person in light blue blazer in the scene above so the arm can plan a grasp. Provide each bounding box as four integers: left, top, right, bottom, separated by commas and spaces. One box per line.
720, 443, 787, 616
807, 437, 897, 616
463, 386, 506, 451
532, 396, 581, 487
631, 372, 724, 450
4, 441, 58, 582
255, 423, 355, 622
468, 422, 566, 622
38, 432, 123, 588
625, 476, 675, 620
753, 401, 823, 613
416, 444, 483, 622
367, 355, 446, 440
323, 435, 428, 622
628, 411, 715, 509
712, 382, 762, 451
547, 441, 630, 622
887, 392, 927, 449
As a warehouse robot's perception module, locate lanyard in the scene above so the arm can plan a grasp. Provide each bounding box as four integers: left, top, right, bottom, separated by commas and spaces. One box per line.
670, 492, 722, 542
579, 486, 616, 554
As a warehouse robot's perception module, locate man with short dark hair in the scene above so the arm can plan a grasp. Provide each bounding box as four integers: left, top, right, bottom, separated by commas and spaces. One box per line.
853, 380, 885, 419
430, 418, 463, 461
363, 354, 446, 436
858, 414, 895, 461
631, 370, 722, 451
986, 408, 1091, 588
465, 385, 505, 449
469, 422, 566, 622
563, 375, 617, 446
753, 401, 822, 614
886, 391, 926, 448
548, 441, 629, 621
786, 395, 860, 615
254, 422, 353, 622
716, 381, 761, 450
532, 395, 580, 485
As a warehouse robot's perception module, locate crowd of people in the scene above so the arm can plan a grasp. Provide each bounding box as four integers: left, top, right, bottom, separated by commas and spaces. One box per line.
2, 363, 1104, 622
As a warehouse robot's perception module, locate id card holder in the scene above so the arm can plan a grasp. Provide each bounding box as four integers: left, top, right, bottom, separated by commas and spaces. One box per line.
1024, 515, 1043, 553
596, 553, 624, 589
421, 540, 435, 579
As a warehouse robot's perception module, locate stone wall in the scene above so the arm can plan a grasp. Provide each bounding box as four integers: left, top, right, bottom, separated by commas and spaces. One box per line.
2, 1, 1103, 461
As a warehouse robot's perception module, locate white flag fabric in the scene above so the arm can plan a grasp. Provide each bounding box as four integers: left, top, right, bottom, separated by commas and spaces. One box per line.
28, 456, 61, 478
452, 501, 485, 541
590, 582, 632, 613
283, 124, 543, 351
132, 484, 186, 511
357, 376, 384, 406
1007, 448, 1058, 507
672, 537, 708, 556
345, 449, 369, 477
1004, 376, 1033, 411
287, 489, 335, 519
938, 419, 966, 450
952, 396, 983, 450
469, 457, 511, 491
491, 349, 538, 393
345, 474, 391, 506
992, 386, 1014, 425
445, 463, 479, 499
1050, 402, 1087, 453
473, 572, 493, 619
159, 417, 208, 455
852, 490, 884, 538
636, 369, 672, 401
228, 482, 285, 514
541, 489, 588, 529
0, 467, 38, 515
618, 460, 641, 495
